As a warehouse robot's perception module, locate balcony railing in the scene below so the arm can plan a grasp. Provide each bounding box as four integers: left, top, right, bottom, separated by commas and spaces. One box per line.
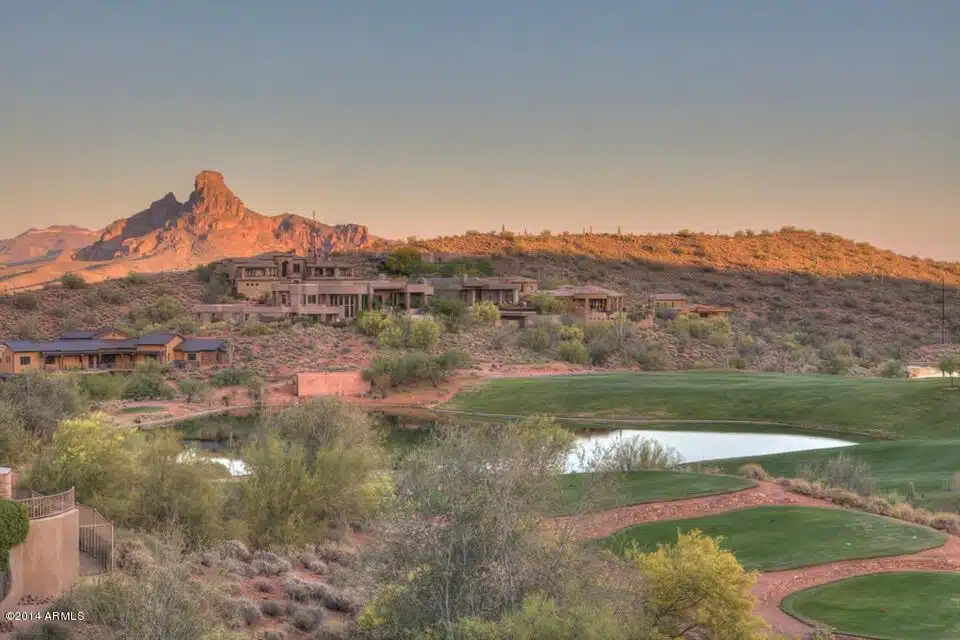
15, 487, 75, 519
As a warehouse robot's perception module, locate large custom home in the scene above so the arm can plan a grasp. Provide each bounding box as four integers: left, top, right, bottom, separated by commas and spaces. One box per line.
0, 328, 229, 374
429, 275, 539, 306
650, 293, 731, 319
536, 285, 626, 318
195, 252, 434, 324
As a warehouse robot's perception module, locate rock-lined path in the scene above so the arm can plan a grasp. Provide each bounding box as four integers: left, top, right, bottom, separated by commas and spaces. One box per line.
550, 481, 960, 639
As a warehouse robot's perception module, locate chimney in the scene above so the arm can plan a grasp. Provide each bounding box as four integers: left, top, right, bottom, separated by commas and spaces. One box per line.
0, 467, 12, 500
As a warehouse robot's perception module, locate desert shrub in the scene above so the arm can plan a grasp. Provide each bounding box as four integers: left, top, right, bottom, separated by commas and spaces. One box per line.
628, 342, 667, 370
178, 378, 209, 403
59, 273, 86, 289
292, 606, 322, 631
470, 300, 500, 324
488, 325, 516, 351
556, 340, 589, 365
60, 551, 232, 640
241, 418, 389, 547
0, 500, 29, 568
362, 350, 469, 393
0, 372, 81, 438
819, 340, 855, 375
126, 431, 229, 548
12, 621, 72, 640
356, 311, 391, 337
518, 325, 552, 352
100, 288, 127, 304
737, 463, 769, 481
554, 324, 584, 342
241, 321, 273, 336
79, 373, 125, 401
0, 406, 33, 467
408, 317, 442, 350
427, 298, 469, 332
14, 316, 39, 340
149, 295, 186, 323
26, 414, 138, 505
528, 293, 567, 315
880, 359, 905, 378
47, 304, 68, 318
211, 367, 257, 387
587, 436, 682, 472
12, 292, 38, 310
124, 272, 149, 285
820, 453, 874, 496
122, 368, 175, 401
376, 321, 405, 349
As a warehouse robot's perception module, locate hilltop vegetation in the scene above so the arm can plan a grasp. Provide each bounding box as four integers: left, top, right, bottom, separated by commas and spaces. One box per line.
2, 228, 959, 378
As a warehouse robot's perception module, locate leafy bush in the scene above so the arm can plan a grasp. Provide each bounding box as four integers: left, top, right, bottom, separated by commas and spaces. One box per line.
12, 292, 38, 311
408, 318, 441, 350
59, 273, 87, 289
15, 317, 39, 340
125, 272, 150, 285
557, 340, 589, 365
427, 298, 469, 332
211, 367, 257, 388
356, 311, 392, 337
362, 350, 470, 393
0, 373, 81, 438
799, 453, 874, 497
241, 322, 273, 336
0, 500, 29, 568
122, 368, 175, 401
528, 293, 567, 315
178, 378, 209, 403
79, 373, 125, 401
554, 324, 584, 342
518, 325, 552, 352
383, 247, 424, 275
587, 436, 682, 472
144, 295, 186, 324
628, 342, 667, 370
470, 301, 500, 324
376, 322, 405, 349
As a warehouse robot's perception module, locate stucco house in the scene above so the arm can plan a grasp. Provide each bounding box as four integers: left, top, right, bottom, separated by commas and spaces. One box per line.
0, 330, 230, 374
535, 285, 626, 318
196, 252, 433, 324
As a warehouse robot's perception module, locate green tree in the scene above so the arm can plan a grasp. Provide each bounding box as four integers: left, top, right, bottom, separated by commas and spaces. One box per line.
384, 247, 424, 276
26, 414, 138, 505
626, 529, 771, 640
939, 354, 959, 387
0, 373, 81, 438
177, 378, 209, 403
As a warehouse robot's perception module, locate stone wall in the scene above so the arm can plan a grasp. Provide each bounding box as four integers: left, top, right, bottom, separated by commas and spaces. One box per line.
296, 371, 370, 398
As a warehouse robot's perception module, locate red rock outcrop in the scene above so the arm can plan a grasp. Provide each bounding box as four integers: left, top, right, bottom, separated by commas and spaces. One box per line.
0, 226, 100, 266
75, 170, 373, 264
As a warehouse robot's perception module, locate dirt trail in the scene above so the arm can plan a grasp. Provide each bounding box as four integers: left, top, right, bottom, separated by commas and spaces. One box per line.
551, 481, 960, 639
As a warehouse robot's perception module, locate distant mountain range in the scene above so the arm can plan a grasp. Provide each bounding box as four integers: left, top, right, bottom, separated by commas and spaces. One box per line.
0, 170, 378, 289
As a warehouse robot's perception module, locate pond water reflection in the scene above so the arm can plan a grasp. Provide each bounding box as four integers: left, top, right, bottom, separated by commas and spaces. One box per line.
566, 429, 855, 473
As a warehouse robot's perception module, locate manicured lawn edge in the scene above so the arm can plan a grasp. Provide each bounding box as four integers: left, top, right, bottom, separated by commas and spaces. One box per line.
780, 571, 960, 640
549, 471, 756, 517
591, 505, 947, 572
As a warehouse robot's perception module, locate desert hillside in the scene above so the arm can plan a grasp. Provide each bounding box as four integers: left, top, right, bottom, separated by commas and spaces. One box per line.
0, 225, 100, 266
1, 239, 956, 377
415, 228, 960, 285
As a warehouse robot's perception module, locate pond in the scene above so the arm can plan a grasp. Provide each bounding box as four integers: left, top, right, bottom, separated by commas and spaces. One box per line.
566, 429, 855, 473
182, 428, 855, 478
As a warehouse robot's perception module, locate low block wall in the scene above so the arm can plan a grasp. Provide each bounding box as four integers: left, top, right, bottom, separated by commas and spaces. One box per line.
296, 371, 370, 398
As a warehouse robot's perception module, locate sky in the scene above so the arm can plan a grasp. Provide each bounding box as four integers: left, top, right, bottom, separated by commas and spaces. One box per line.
1, 1, 957, 258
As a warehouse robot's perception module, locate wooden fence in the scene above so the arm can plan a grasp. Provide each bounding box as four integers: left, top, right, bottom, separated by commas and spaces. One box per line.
78, 504, 114, 576
15, 487, 75, 519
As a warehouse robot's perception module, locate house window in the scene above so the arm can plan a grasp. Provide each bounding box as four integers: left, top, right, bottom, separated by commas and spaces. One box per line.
308, 295, 317, 304
45, 356, 57, 365
19, 356, 31, 366
293, 263, 301, 274
187, 353, 197, 362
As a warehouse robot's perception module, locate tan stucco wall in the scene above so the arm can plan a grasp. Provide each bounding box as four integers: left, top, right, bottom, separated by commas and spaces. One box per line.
297, 371, 370, 398
0, 508, 79, 609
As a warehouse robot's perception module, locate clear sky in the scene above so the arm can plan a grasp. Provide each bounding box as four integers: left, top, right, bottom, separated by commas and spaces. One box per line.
1, 1, 957, 258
